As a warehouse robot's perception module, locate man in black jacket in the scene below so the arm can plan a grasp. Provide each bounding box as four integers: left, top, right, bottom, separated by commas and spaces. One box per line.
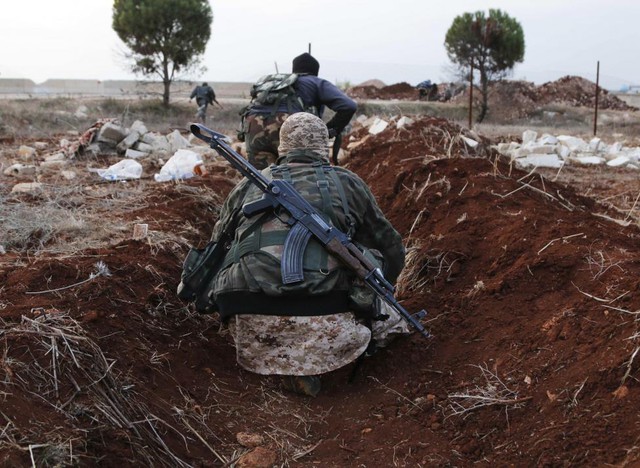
243, 53, 357, 169
190, 82, 218, 123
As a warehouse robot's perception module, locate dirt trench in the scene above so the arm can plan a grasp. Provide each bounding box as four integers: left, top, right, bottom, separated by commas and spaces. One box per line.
1, 116, 640, 466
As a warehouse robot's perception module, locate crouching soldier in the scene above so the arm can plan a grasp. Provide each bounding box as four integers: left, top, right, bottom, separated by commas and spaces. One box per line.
207, 113, 410, 396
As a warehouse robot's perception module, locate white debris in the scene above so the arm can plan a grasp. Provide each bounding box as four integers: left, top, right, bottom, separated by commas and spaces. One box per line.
154, 149, 202, 182
557, 135, 587, 152
130, 120, 148, 136
522, 130, 537, 145
607, 156, 631, 167
45, 153, 66, 162
135, 142, 153, 154
125, 148, 148, 159
117, 131, 141, 153
167, 130, 191, 153
18, 145, 36, 160
97, 122, 128, 145
460, 135, 479, 148
495, 129, 640, 169
515, 154, 564, 169
95, 159, 143, 180
368, 118, 389, 135
61, 170, 77, 180
396, 116, 414, 129
34, 141, 48, 150
11, 182, 43, 194
4, 163, 36, 177
0, 245, 5, 255
572, 155, 606, 165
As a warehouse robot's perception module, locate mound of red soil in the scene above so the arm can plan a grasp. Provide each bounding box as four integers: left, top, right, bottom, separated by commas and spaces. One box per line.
354, 76, 637, 117
2, 117, 640, 466
348, 81, 418, 100
538, 75, 635, 110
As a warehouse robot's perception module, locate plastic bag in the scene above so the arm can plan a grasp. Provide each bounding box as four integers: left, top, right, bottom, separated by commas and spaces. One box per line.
95, 159, 142, 180
154, 149, 203, 182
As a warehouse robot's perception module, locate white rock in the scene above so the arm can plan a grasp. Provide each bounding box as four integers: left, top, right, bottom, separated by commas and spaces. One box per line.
135, 142, 153, 153
117, 130, 141, 152
40, 159, 67, 169
607, 156, 631, 167
45, 153, 66, 162
97, 122, 128, 145
368, 118, 389, 135
11, 182, 43, 194
130, 120, 148, 136
61, 170, 77, 180
4, 163, 36, 177
125, 148, 148, 159
495, 142, 513, 155
18, 145, 36, 159
460, 135, 478, 148
572, 155, 606, 165
556, 145, 571, 159
515, 154, 564, 169
557, 135, 587, 152
0, 245, 5, 255
34, 141, 48, 150
522, 130, 537, 145
356, 114, 369, 124
167, 130, 191, 152
588, 137, 603, 152
396, 116, 414, 129
607, 142, 623, 155
539, 134, 558, 145
515, 146, 534, 158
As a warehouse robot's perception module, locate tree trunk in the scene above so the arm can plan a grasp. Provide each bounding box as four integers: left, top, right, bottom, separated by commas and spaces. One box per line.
162, 59, 171, 107
162, 79, 171, 107
477, 71, 489, 123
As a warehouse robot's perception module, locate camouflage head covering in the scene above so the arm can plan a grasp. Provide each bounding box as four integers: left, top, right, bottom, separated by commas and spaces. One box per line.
278, 112, 329, 158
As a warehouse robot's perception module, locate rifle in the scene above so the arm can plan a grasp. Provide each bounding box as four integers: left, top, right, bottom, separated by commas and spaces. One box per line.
190, 123, 430, 339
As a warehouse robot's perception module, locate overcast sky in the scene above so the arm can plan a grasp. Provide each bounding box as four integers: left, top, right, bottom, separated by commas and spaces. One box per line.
1, 0, 638, 90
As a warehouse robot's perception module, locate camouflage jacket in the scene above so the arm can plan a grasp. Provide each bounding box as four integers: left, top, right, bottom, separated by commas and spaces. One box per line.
209, 149, 405, 318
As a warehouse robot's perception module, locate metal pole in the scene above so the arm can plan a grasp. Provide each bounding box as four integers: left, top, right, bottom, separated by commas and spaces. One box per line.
468, 63, 473, 128
308, 43, 311, 54
594, 61, 600, 136
274, 61, 279, 73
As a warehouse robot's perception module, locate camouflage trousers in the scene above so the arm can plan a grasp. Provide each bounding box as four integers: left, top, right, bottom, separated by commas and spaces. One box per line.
228, 301, 411, 376
243, 112, 289, 170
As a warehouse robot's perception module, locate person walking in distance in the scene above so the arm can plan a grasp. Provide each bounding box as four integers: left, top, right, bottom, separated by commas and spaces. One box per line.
190, 82, 223, 124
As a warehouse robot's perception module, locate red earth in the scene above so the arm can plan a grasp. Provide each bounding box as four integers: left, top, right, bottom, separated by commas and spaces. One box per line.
1, 116, 640, 467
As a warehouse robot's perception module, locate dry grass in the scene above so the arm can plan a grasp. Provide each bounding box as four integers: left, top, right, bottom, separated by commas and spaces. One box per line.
0, 313, 195, 466
446, 364, 532, 419
0, 97, 244, 140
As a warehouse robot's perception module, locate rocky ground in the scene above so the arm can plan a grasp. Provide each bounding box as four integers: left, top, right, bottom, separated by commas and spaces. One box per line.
1, 103, 640, 466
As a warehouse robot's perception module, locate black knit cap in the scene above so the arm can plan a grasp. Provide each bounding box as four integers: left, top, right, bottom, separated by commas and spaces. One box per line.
292, 53, 320, 76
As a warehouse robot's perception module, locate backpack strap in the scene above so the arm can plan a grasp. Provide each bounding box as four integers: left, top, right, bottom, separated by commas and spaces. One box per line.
324, 167, 356, 239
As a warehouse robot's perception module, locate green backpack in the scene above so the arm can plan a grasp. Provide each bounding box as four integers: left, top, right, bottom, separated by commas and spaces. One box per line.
250, 73, 305, 111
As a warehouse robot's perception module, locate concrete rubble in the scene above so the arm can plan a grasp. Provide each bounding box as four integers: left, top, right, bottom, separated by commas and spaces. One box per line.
1, 119, 220, 186
495, 130, 640, 170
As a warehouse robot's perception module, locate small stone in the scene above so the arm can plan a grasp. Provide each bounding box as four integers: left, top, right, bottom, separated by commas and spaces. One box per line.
612, 385, 629, 399
235, 446, 277, 468
236, 432, 264, 448
11, 182, 43, 194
